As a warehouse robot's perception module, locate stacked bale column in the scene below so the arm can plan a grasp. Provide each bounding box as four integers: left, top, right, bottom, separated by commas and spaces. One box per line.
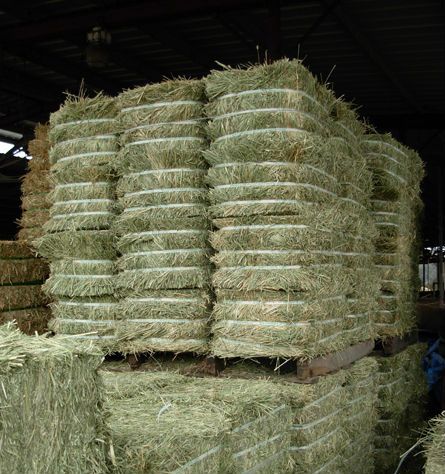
373, 343, 427, 473
365, 134, 424, 337
36, 95, 119, 347
114, 80, 211, 353
0, 241, 49, 333
205, 59, 370, 359
329, 102, 379, 346
18, 124, 52, 242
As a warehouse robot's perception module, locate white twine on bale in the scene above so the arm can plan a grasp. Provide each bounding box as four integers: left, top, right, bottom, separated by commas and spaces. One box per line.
52, 118, 116, 129
123, 168, 204, 178
215, 198, 316, 208
220, 295, 345, 306
122, 203, 206, 213
57, 151, 116, 163
289, 428, 340, 451
58, 319, 116, 324
214, 127, 307, 143
126, 137, 206, 146
125, 248, 210, 256
53, 199, 114, 205
291, 407, 344, 430
124, 187, 207, 197
55, 181, 110, 189
58, 301, 117, 307
124, 119, 204, 133
364, 139, 409, 159
124, 229, 206, 238
122, 266, 204, 273
56, 274, 114, 279
242, 450, 289, 474
52, 211, 114, 218
213, 181, 338, 198
219, 318, 342, 328
122, 318, 207, 324
219, 223, 309, 231
126, 297, 202, 303
120, 100, 203, 113
70, 259, 115, 264
215, 88, 329, 114
56, 135, 116, 147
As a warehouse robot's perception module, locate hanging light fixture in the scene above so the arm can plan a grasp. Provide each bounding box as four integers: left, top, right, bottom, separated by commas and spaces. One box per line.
86, 26, 112, 68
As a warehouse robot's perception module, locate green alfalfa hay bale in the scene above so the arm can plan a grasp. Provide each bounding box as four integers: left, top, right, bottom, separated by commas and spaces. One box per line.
51, 296, 119, 321
0, 257, 48, 285
0, 324, 108, 474
117, 227, 209, 255
44, 261, 115, 298
206, 161, 341, 197
424, 413, 445, 474
117, 168, 207, 196
117, 288, 210, 353
117, 79, 205, 128
0, 306, 50, 334
115, 215, 210, 237
0, 284, 48, 312
205, 59, 328, 117
120, 187, 208, 209
118, 248, 211, 270
116, 266, 212, 292
101, 368, 294, 473
35, 230, 116, 260
51, 181, 115, 202
375, 343, 427, 415
44, 212, 116, 233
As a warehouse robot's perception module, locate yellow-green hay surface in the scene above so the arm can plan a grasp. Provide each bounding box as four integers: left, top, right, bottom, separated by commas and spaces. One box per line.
373, 343, 427, 473
424, 412, 445, 474
102, 368, 294, 473
205, 59, 376, 359
114, 79, 211, 354
0, 324, 108, 473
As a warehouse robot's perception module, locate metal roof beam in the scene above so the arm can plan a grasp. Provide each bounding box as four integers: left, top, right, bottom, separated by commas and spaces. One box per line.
319, 0, 422, 113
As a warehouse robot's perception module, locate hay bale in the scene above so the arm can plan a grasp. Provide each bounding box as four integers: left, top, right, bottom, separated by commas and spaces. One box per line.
0, 324, 107, 473
364, 134, 424, 338
39, 94, 119, 345
424, 413, 445, 474
102, 368, 293, 473
0, 240, 50, 334
205, 59, 375, 359
373, 343, 427, 473
114, 79, 211, 353
17, 123, 52, 245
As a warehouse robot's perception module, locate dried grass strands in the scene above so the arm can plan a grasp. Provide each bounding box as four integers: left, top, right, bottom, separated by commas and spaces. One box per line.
0, 324, 107, 473
0, 284, 48, 312
19, 209, 50, 230
373, 343, 428, 473
0, 257, 48, 285
0, 240, 35, 259
35, 230, 116, 260
424, 413, 445, 474
102, 368, 294, 473
0, 307, 50, 334
21, 192, 50, 211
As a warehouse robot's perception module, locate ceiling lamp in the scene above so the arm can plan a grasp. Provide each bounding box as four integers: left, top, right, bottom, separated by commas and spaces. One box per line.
86, 26, 112, 68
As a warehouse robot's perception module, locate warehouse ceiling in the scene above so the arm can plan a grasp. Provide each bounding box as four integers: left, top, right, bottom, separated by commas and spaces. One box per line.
0, 0, 444, 242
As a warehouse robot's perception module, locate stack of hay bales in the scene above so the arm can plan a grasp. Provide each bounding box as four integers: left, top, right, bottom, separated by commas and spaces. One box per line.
341, 357, 379, 473
0, 241, 49, 333
329, 101, 379, 346
424, 413, 445, 474
373, 343, 427, 473
102, 369, 293, 473
102, 355, 378, 473
364, 134, 424, 337
0, 323, 107, 473
18, 123, 52, 242
36, 94, 119, 347
114, 80, 211, 353
204, 59, 374, 359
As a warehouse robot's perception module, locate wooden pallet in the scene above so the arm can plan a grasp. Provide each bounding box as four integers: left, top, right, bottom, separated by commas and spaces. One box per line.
375, 331, 418, 356
106, 340, 374, 382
